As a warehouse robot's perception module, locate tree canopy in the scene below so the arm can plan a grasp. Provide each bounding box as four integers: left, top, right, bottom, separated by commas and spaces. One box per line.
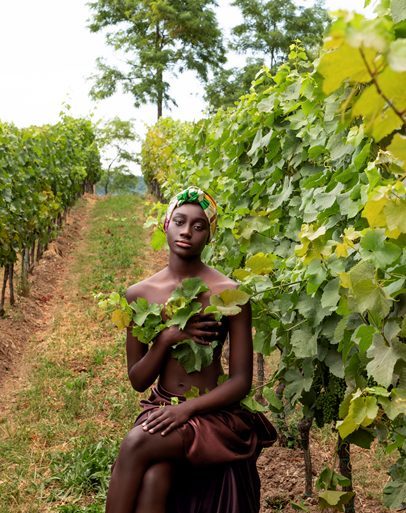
88, 0, 226, 118
231, 0, 330, 68
204, 0, 329, 110
96, 118, 138, 194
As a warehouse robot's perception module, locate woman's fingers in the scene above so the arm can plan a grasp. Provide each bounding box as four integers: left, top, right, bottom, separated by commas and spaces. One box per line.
193, 337, 211, 345
143, 413, 171, 432
161, 422, 177, 436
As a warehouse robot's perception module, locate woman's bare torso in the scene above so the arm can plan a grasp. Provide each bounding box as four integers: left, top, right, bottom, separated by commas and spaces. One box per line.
127, 265, 235, 396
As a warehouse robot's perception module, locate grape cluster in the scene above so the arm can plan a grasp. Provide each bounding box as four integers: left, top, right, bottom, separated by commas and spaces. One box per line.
314, 374, 347, 428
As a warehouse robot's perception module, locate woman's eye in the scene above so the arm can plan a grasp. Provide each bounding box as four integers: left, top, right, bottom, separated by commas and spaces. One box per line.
194, 225, 204, 231
173, 220, 183, 226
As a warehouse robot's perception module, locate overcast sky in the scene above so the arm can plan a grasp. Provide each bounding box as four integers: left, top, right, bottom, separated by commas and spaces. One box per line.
0, 0, 371, 171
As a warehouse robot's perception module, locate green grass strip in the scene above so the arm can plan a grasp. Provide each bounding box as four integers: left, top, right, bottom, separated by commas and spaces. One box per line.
0, 195, 152, 513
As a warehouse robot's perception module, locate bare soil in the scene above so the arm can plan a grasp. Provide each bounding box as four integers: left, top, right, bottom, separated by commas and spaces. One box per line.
0, 195, 389, 513
0, 196, 96, 386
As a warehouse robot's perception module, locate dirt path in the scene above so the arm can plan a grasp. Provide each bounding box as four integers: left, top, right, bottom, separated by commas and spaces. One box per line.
0, 195, 96, 405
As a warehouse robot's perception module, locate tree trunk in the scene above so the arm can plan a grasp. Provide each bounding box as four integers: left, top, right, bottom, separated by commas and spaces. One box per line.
255, 352, 265, 402
0, 265, 9, 316
298, 416, 313, 496
9, 262, 15, 305
37, 241, 42, 261
338, 435, 355, 513
157, 85, 163, 119
274, 382, 289, 447
29, 242, 35, 273
105, 169, 111, 195
155, 21, 163, 119
20, 248, 30, 296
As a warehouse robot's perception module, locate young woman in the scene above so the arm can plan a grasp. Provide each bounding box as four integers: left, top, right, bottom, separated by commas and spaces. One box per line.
106, 186, 276, 513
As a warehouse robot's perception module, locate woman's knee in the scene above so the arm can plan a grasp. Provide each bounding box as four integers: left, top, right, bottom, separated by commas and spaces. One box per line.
142, 462, 172, 495
119, 426, 150, 461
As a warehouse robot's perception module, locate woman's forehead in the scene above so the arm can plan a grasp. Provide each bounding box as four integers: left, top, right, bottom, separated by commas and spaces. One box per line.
173, 203, 206, 219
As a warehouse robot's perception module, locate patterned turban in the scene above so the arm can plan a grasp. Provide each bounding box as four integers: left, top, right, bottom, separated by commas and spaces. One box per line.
164, 186, 217, 240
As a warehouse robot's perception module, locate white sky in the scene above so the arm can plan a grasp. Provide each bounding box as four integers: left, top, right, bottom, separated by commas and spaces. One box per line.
0, 0, 372, 171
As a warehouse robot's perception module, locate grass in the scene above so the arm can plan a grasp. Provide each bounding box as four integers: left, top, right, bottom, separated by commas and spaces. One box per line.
0, 194, 156, 513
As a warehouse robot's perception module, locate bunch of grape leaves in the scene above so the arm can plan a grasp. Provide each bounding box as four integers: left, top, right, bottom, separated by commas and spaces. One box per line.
99, 277, 250, 373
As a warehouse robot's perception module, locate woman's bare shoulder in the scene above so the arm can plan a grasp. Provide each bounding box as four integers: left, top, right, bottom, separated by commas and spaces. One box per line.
204, 267, 238, 294
125, 268, 168, 303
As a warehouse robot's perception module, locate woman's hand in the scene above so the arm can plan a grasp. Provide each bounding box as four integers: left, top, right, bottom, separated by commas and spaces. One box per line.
156, 314, 221, 348
142, 402, 192, 436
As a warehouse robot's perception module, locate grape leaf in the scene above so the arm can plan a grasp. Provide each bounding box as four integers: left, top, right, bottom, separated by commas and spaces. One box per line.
388, 39, 406, 71
387, 133, 406, 171
384, 198, 406, 234
240, 394, 267, 412
391, 0, 406, 24
346, 261, 391, 319
111, 309, 131, 330
245, 252, 276, 275
366, 334, 406, 387
318, 42, 375, 94
184, 385, 200, 399
209, 287, 250, 316
151, 228, 167, 250
346, 428, 375, 449
169, 277, 209, 301
319, 490, 355, 509
360, 229, 401, 268
382, 387, 406, 419
291, 328, 318, 358
171, 340, 219, 373
352, 324, 377, 353
166, 301, 202, 329
130, 297, 162, 326
263, 386, 283, 412
132, 323, 165, 344
320, 278, 340, 310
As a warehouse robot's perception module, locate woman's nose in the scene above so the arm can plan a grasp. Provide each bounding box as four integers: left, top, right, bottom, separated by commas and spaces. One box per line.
180, 224, 192, 238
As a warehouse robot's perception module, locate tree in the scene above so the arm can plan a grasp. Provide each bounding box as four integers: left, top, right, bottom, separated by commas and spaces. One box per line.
88, 0, 226, 119
97, 118, 138, 195
204, 59, 267, 111
231, 0, 329, 68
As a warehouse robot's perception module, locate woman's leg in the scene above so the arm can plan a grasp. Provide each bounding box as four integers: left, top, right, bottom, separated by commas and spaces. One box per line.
106, 425, 183, 513
134, 462, 173, 513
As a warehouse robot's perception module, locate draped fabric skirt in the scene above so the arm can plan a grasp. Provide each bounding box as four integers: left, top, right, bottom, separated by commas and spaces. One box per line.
133, 384, 277, 513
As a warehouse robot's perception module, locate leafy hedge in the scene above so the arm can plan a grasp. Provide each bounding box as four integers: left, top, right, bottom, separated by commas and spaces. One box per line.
141, 5, 405, 510
0, 114, 101, 310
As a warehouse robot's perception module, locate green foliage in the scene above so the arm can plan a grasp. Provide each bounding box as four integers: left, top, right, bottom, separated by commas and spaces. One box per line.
95, 118, 138, 195
88, 0, 225, 118
316, 467, 354, 510
0, 113, 101, 268
318, 9, 406, 151
204, 60, 269, 111
100, 277, 250, 373
48, 439, 119, 501
231, 0, 329, 68
383, 452, 406, 508
172, 339, 219, 373
140, 117, 193, 198
141, 1, 406, 503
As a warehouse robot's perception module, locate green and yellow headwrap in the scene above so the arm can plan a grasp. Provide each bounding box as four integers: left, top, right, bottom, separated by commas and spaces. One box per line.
164, 186, 217, 240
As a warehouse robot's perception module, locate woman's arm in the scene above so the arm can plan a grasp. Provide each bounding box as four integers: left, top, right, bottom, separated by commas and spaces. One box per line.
141, 302, 253, 435
126, 284, 221, 391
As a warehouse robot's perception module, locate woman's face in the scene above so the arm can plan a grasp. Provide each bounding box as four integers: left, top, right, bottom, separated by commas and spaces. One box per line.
166, 203, 210, 257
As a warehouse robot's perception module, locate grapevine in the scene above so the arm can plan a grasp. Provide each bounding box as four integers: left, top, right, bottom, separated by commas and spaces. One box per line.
140, 2, 406, 508
0, 113, 101, 313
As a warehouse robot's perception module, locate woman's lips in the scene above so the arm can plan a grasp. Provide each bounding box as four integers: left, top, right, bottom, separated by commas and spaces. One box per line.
175, 240, 192, 248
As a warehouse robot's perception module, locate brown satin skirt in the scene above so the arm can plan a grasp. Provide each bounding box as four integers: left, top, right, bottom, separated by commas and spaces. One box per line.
134, 384, 277, 513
